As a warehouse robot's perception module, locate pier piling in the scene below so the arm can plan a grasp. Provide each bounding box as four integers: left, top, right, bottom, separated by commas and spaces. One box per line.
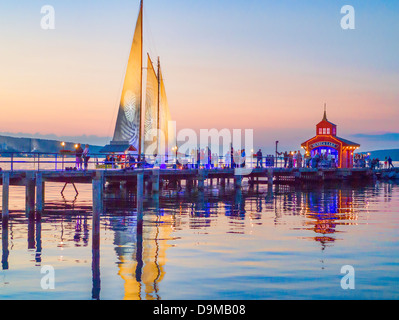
220, 178, 226, 188
120, 181, 127, 198
197, 171, 205, 191
267, 169, 274, 186
35, 173, 44, 213
91, 174, 101, 299
137, 172, 144, 217
1, 219, 9, 270
152, 169, 160, 193
2, 172, 10, 219
92, 173, 103, 252
186, 178, 193, 190
234, 175, 243, 189
92, 173, 104, 216
25, 173, 35, 218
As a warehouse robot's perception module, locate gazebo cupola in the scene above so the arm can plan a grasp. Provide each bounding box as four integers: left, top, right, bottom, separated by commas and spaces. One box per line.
316, 105, 337, 136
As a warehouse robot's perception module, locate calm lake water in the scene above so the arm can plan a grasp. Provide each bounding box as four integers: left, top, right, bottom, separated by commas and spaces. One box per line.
1, 176, 399, 300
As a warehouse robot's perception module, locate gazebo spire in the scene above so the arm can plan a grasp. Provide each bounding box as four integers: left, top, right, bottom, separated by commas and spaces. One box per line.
322, 103, 327, 121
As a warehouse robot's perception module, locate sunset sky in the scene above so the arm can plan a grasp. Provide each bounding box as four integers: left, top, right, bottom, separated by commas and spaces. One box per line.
0, 0, 398, 153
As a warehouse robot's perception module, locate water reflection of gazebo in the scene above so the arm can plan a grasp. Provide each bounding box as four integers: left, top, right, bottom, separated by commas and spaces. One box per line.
302, 188, 358, 249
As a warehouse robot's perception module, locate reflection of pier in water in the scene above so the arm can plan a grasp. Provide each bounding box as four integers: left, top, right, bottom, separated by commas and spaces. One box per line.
1, 180, 396, 298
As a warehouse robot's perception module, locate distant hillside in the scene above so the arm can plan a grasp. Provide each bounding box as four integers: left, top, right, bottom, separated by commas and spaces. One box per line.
0, 135, 104, 155
360, 149, 399, 161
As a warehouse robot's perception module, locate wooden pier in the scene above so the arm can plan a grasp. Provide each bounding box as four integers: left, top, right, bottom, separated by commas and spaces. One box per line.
0, 167, 386, 219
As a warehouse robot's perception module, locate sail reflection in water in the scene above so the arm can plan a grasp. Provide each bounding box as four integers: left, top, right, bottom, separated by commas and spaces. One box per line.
110, 212, 173, 300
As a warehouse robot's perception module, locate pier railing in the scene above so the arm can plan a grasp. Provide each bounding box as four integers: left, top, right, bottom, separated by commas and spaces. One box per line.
0, 151, 383, 172
0, 151, 291, 172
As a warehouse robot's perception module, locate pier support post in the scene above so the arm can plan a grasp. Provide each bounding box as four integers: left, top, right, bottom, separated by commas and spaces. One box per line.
186, 178, 193, 190
144, 179, 150, 194
2, 173, 9, 270
35, 218, 42, 264
25, 173, 35, 219
120, 181, 127, 199
152, 169, 160, 193
267, 169, 274, 187
2, 172, 10, 220
234, 187, 243, 209
92, 173, 104, 217
35, 173, 44, 214
92, 241, 101, 300
197, 170, 205, 191
220, 178, 226, 188
234, 175, 243, 189
137, 172, 144, 218
92, 172, 104, 254
91, 174, 102, 300
266, 182, 274, 203
27, 217, 35, 249
2, 217, 9, 270
153, 191, 160, 215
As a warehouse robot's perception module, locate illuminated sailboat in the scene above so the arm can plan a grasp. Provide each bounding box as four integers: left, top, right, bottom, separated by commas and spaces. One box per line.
101, 0, 173, 158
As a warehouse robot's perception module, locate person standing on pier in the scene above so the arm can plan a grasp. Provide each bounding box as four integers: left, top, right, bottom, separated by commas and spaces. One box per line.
288, 152, 293, 168
283, 151, 288, 168
82, 144, 90, 171
75, 143, 83, 170
304, 152, 311, 168
296, 150, 302, 168
224, 151, 230, 169
128, 153, 136, 169
388, 156, 394, 169
256, 149, 263, 168
241, 149, 246, 168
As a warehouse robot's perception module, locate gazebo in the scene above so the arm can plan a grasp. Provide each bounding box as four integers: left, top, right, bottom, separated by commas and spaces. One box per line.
301, 109, 360, 168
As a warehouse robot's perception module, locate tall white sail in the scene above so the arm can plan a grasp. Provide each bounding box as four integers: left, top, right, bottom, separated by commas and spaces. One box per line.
112, 1, 143, 152
144, 54, 158, 155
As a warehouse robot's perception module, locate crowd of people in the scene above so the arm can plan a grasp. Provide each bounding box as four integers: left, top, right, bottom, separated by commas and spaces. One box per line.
69, 142, 396, 172
354, 154, 395, 170
278, 151, 305, 168
189, 147, 248, 169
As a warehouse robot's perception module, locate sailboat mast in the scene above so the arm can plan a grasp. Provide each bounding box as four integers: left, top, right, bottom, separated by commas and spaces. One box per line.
157, 56, 161, 154
139, 0, 143, 157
